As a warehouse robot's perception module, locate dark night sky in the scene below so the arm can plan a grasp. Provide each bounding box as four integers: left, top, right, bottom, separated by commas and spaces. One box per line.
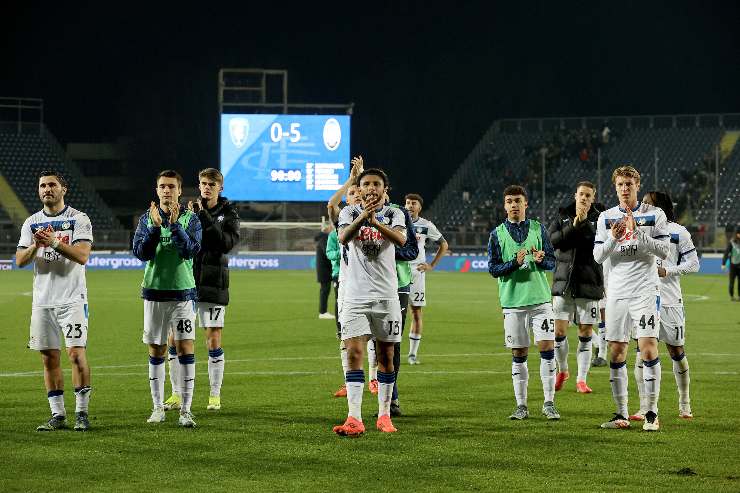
3, 1, 739, 203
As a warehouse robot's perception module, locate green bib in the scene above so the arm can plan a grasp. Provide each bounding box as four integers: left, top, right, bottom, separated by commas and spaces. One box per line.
396, 261, 412, 289
495, 220, 551, 308
732, 242, 740, 265
142, 210, 196, 291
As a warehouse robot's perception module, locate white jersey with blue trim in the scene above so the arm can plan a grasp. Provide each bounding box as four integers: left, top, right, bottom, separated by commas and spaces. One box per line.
17, 206, 93, 308
658, 222, 699, 306
410, 216, 444, 265
594, 202, 669, 300
338, 204, 406, 301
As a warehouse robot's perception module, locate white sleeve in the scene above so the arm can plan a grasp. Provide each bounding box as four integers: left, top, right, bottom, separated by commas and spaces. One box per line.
427, 221, 444, 242
638, 210, 669, 260
391, 208, 406, 230
17, 218, 33, 249
73, 213, 94, 244
593, 212, 617, 264
667, 228, 699, 275
337, 206, 352, 228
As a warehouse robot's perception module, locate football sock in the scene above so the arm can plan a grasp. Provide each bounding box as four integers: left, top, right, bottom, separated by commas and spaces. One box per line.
643, 357, 661, 415
47, 390, 65, 417
576, 335, 592, 381
512, 355, 528, 407
672, 352, 691, 408
377, 371, 396, 416
597, 322, 608, 357
592, 323, 601, 350
345, 370, 365, 420
74, 386, 92, 413
339, 341, 349, 376
208, 348, 225, 397
178, 354, 195, 414
149, 356, 166, 408
409, 333, 421, 357
554, 336, 569, 372
167, 346, 180, 396
634, 348, 647, 412
609, 361, 628, 417
367, 339, 378, 381
540, 350, 556, 402
392, 341, 401, 401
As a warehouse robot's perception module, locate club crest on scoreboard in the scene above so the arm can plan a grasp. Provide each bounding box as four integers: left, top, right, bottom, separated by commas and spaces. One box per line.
323, 118, 341, 151
229, 117, 249, 148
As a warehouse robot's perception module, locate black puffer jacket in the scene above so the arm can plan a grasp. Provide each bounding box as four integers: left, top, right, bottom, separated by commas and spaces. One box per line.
549, 201, 605, 299
194, 197, 240, 305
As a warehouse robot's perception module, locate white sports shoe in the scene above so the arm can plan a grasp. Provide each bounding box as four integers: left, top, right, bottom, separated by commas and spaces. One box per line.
642, 411, 660, 431
318, 312, 335, 320
147, 406, 166, 423
179, 411, 197, 428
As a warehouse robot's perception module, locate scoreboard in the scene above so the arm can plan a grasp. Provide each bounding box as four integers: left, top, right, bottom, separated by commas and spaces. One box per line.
220, 114, 351, 201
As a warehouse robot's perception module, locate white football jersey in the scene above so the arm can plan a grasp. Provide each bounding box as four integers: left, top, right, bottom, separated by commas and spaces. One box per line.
658, 222, 699, 306
410, 216, 444, 265
594, 202, 669, 300
17, 206, 93, 308
338, 204, 406, 301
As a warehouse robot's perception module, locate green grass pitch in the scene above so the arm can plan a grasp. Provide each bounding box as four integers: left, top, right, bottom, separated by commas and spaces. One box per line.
1, 270, 739, 492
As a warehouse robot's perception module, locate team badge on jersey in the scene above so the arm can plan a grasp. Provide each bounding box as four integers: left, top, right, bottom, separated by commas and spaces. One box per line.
62, 221, 71, 230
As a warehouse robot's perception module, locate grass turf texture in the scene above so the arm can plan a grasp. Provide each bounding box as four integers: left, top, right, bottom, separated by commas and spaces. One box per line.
1, 270, 739, 492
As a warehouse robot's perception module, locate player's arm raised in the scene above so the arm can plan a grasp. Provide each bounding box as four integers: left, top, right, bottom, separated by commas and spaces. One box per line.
635, 209, 669, 260
170, 214, 202, 260
327, 156, 363, 224
132, 209, 160, 261
593, 212, 619, 264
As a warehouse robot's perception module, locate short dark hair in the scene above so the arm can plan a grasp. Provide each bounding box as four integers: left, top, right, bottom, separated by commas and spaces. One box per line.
156, 169, 183, 187
39, 170, 67, 188
198, 167, 223, 184
503, 185, 527, 200
357, 168, 390, 189
405, 193, 424, 208
645, 190, 675, 222
576, 181, 596, 192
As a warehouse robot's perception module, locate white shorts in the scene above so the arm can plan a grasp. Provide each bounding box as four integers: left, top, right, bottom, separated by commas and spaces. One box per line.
29, 303, 89, 351
606, 294, 660, 343
410, 267, 426, 307
552, 296, 599, 325
143, 300, 197, 345
503, 303, 556, 348
339, 299, 403, 343
197, 302, 226, 328
659, 305, 686, 346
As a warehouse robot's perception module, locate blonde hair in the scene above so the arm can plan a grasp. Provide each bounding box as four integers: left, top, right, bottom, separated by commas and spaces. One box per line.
198, 167, 224, 184
611, 165, 640, 184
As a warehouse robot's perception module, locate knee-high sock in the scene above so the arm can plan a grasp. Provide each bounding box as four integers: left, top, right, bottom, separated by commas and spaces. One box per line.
167, 346, 180, 396
642, 357, 661, 415
377, 371, 396, 416
634, 348, 647, 412
367, 339, 378, 381
609, 360, 628, 417
540, 350, 556, 402
512, 355, 528, 407
554, 336, 569, 372
208, 348, 225, 397
598, 323, 608, 358
74, 386, 92, 413
345, 370, 364, 420
672, 352, 690, 409
149, 356, 165, 408
576, 335, 592, 382
179, 354, 195, 414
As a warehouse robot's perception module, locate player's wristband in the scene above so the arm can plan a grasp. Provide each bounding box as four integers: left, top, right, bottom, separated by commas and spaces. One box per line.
50, 238, 60, 250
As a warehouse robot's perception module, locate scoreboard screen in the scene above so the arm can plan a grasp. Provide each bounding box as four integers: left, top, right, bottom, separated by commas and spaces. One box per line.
220, 114, 351, 202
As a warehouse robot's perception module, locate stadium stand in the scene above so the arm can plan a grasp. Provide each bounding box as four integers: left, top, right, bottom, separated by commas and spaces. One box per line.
427, 115, 740, 250
0, 128, 124, 231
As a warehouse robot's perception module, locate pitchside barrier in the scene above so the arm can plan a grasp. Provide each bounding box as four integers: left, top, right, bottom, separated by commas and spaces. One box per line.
0, 254, 726, 274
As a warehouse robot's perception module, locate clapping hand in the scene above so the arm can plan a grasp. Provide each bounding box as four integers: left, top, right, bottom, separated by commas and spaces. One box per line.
574, 203, 588, 224
515, 248, 528, 265
611, 218, 626, 239
187, 198, 202, 214
149, 202, 163, 227
531, 245, 545, 263
350, 155, 364, 179
169, 202, 180, 224
33, 224, 56, 247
